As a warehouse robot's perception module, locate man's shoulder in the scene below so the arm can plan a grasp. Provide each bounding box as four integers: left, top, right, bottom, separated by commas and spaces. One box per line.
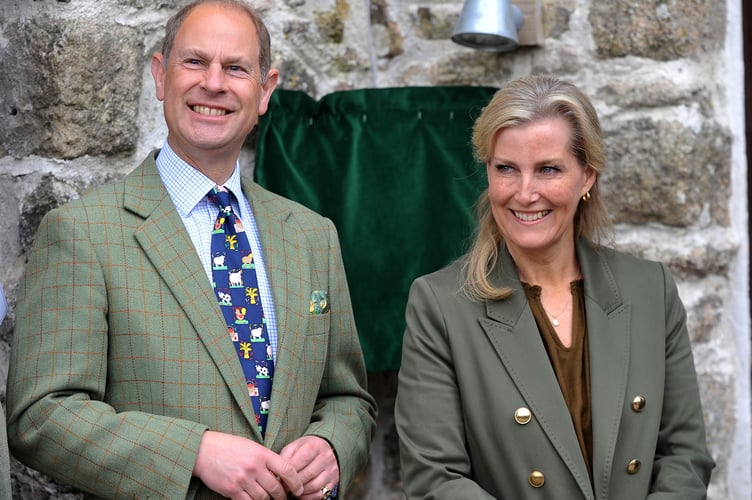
50, 152, 159, 214
243, 179, 332, 225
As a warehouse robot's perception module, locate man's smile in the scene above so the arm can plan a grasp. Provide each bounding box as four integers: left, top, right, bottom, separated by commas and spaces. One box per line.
191, 104, 229, 116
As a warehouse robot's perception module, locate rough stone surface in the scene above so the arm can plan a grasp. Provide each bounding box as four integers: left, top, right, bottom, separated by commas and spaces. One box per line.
370, 0, 404, 59
0, 16, 143, 159
597, 73, 713, 111
430, 51, 515, 86
542, 0, 575, 39
603, 119, 731, 227
590, 0, 726, 60
0, 0, 747, 498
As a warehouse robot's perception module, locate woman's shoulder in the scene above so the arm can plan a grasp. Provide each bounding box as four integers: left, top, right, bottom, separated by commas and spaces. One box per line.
580, 240, 672, 291
416, 257, 467, 283
582, 240, 665, 271
407, 258, 470, 301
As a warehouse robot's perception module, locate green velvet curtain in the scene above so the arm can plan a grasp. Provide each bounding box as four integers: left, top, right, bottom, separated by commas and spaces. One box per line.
254, 86, 497, 372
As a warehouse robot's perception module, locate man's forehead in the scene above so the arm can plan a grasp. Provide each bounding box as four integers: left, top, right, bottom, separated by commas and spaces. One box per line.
182, 2, 256, 29
173, 5, 259, 55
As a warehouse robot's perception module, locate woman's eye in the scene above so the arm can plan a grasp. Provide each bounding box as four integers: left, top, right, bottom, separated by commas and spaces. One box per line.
540, 165, 560, 174
495, 163, 514, 173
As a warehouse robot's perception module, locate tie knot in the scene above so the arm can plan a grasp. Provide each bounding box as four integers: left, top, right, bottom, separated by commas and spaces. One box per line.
208, 186, 234, 211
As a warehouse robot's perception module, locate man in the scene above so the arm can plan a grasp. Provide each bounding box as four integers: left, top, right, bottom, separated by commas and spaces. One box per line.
0, 285, 10, 499
6, 1, 376, 498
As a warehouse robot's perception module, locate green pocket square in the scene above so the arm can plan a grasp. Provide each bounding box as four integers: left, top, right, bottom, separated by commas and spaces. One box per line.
309, 290, 329, 314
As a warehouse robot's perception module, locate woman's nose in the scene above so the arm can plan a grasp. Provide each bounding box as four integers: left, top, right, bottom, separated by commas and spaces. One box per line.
515, 174, 539, 203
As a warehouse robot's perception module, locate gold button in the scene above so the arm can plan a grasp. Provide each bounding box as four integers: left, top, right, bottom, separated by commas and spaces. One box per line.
627, 459, 641, 474
631, 396, 646, 412
528, 470, 545, 487
514, 407, 532, 425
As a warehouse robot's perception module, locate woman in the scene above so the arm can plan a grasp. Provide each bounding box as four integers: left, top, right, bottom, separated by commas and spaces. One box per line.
395, 75, 714, 499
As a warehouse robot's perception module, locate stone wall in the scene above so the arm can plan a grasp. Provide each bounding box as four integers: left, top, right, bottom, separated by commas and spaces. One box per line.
0, 0, 748, 498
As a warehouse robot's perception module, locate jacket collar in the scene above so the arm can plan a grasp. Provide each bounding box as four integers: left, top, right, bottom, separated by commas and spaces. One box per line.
484, 238, 623, 324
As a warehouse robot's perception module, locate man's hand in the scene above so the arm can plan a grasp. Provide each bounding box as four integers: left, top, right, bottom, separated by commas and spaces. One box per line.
193, 430, 304, 499
280, 436, 339, 500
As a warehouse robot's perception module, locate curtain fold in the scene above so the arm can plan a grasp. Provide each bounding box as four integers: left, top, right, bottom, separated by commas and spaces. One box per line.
254, 86, 497, 372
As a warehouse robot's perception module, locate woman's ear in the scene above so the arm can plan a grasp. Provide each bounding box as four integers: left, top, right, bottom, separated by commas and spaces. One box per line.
582, 165, 597, 196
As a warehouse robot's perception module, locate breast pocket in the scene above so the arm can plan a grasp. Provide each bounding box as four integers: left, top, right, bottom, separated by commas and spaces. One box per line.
308, 312, 330, 336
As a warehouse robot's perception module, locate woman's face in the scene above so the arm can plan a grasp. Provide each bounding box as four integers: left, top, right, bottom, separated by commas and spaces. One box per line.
486, 117, 596, 259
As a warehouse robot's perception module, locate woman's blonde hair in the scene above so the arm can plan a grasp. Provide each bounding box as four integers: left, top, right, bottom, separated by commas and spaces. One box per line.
463, 75, 612, 301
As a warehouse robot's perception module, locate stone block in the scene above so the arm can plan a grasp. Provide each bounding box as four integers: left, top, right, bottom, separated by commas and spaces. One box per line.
276, 56, 319, 95
602, 118, 731, 227
598, 75, 711, 111
431, 52, 513, 86
543, 0, 576, 39
115, 0, 183, 7
590, 0, 726, 60
411, 6, 456, 41
0, 16, 143, 159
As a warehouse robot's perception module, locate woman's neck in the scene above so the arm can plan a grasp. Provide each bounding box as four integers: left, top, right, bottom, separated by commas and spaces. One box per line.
510, 245, 581, 289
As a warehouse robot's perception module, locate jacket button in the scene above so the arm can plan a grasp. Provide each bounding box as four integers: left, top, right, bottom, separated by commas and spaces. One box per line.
514, 407, 532, 425
627, 459, 641, 474
631, 396, 646, 412
528, 471, 545, 487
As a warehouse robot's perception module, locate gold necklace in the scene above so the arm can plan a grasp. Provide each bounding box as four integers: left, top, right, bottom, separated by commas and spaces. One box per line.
544, 294, 571, 328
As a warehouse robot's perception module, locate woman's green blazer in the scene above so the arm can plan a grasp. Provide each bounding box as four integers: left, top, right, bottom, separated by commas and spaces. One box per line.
396, 239, 714, 499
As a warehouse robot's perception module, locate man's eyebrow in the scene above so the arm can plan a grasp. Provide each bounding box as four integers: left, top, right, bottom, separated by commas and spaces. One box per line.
178, 48, 253, 67
178, 47, 207, 59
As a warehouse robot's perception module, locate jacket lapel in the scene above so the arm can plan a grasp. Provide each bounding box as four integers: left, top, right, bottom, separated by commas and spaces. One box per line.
576, 241, 630, 500
125, 154, 260, 433
480, 247, 594, 498
242, 179, 308, 448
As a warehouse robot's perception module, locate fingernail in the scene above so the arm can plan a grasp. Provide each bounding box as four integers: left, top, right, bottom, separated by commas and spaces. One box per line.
296, 487, 304, 496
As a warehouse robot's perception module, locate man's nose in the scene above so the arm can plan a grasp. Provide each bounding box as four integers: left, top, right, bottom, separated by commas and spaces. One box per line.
202, 64, 227, 93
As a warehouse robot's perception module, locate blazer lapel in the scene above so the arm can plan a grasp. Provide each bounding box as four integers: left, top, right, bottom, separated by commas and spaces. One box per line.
480, 247, 595, 499
242, 180, 309, 448
576, 241, 631, 500
125, 154, 259, 432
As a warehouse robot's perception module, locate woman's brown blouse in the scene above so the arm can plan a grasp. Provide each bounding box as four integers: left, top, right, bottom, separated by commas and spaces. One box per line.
522, 279, 593, 478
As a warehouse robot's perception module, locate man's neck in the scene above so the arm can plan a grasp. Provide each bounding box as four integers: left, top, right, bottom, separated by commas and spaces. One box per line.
167, 139, 240, 185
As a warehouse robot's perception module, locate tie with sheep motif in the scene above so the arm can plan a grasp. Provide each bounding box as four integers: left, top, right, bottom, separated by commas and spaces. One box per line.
208, 185, 274, 437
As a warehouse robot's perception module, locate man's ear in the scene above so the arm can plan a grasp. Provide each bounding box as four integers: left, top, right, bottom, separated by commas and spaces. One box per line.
151, 53, 166, 101
258, 68, 280, 116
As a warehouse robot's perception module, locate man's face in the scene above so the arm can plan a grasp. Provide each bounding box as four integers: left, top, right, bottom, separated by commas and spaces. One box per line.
151, 3, 277, 166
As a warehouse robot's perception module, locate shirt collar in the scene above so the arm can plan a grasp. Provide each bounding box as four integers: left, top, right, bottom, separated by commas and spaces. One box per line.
156, 141, 244, 216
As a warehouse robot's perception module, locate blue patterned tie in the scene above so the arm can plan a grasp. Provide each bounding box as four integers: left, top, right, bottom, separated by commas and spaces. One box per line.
208, 186, 274, 437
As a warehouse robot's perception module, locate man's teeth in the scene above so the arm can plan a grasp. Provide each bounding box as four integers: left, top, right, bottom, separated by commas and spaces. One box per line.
192, 105, 227, 116
514, 210, 550, 222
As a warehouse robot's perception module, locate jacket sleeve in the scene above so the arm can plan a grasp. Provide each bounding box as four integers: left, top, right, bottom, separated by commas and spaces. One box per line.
299, 218, 377, 495
395, 276, 496, 500
647, 263, 715, 498
6, 206, 207, 499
